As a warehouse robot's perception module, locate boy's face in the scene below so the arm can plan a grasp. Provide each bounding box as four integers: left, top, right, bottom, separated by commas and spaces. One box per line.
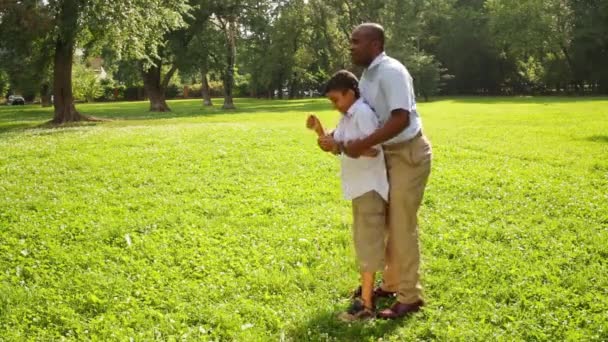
326, 89, 355, 114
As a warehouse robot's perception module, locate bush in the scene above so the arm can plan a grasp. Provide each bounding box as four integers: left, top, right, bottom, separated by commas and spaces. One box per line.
73, 63, 104, 102
23, 92, 36, 102
98, 80, 126, 101
165, 84, 181, 99
208, 80, 224, 97
406, 52, 444, 101
187, 84, 202, 98
124, 87, 145, 101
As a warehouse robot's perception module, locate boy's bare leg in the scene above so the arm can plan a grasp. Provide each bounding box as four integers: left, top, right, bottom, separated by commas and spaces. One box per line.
361, 272, 375, 309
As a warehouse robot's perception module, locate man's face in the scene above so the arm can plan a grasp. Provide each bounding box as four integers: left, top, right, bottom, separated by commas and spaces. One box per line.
350, 28, 375, 67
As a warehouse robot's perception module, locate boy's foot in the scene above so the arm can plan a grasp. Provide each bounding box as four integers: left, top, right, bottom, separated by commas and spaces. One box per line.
338, 299, 375, 322
352, 285, 396, 299
377, 300, 424, 319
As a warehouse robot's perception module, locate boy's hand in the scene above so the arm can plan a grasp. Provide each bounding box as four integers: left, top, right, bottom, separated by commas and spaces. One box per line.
306, 114, 325, 137
318, 135, 338, 153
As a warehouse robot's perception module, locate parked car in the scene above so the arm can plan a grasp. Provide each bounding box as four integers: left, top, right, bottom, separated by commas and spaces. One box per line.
7, 95, 25, 105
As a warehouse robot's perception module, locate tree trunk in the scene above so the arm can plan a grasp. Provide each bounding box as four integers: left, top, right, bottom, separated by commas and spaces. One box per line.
52, 36, 86, 123
289, 76, 298, 99
142, 62, 177, 112
561, 45, 575, 78
51, 0, 88, 124
222, 18, 237, 110
201, 67, 213, 106
143, 65, 169, 112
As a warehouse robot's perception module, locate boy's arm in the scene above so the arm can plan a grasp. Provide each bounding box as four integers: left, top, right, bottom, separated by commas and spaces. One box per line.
309, 112, 378, 156
308, 114, 339, 153
306, 114, 325, 137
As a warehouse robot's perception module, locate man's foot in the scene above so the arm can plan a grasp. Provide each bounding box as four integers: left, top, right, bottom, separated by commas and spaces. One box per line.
377, 300, 424, 319
338, 298, 375, 322
352, 285, 396, 299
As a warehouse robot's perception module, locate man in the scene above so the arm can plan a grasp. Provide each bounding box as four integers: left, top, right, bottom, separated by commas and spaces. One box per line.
319, 23, 432, 319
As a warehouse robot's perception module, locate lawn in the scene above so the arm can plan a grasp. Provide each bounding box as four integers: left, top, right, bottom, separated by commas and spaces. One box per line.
0, 97, 607, 341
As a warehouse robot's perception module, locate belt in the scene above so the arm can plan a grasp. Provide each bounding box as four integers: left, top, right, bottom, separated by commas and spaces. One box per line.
382, 130, 423, 151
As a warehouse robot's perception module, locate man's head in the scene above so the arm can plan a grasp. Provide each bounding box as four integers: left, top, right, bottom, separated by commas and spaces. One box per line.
350, 23, 385, 67
324, 70, 360, 114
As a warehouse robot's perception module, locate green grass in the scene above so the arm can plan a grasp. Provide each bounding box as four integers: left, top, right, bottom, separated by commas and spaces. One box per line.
1, 97, 607, 341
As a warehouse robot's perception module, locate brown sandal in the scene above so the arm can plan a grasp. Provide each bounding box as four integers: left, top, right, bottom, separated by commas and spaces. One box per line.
352, 285, 397, 299
338, 298, 375, 322
377, 300, 424, 319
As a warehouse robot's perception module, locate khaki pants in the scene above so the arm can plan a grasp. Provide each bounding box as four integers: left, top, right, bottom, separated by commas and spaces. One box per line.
381, 134, 432, 304
352, 191, 387, 273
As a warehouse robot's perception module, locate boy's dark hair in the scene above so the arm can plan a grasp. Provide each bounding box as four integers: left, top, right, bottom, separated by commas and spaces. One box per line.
324, 70, 360, 98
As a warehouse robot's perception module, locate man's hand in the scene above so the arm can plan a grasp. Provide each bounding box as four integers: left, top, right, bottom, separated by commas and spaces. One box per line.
362, 147, 379, 157
344, 139, 369, 158
318, 134, 338, 153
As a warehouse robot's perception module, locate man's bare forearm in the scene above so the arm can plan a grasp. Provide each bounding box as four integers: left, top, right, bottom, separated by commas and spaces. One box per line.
361, 110, 410, 148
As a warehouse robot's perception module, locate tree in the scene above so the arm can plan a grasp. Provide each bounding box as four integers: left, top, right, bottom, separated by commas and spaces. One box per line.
141, 54, 179, 112
569, 0, 608, 93
0, 0, 189, 123
182, 23, 221, 106
72, 58, 104, 102
212, 12, 238, 109
486, 0, 578, 93
423, 0, 509, 94
173, 0, 218, 107
406, 53, 443, 101
209, 0, 263, 109
0, 1, 53, 105
0, 69, 8, 100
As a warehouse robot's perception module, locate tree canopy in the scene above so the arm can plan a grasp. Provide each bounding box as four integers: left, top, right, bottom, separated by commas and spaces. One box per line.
1, 0, 607, 121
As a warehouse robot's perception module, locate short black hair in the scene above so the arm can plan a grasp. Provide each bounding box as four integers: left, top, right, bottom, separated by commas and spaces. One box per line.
356, 23, 385, 49
324, 70, 360, 98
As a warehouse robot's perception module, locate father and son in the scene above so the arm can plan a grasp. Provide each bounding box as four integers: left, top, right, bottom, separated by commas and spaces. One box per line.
311, 23, 432, 321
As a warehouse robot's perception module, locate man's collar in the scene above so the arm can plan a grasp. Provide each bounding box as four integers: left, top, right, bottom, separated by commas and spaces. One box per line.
367, 52, 386, 70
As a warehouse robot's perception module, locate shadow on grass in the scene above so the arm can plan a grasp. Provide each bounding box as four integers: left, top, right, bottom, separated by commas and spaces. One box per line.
288, 311, 406, 341
287, 298, 417, 341
0, 98, 331, 135
0, 121, 41, 134
587, 135, 608, 143
437, 95, 608, 105
0, 114, 104, 136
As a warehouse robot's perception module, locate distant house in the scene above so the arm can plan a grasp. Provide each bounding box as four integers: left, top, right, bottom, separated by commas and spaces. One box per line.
75, 48, 107, 79
88, 57, 108, 80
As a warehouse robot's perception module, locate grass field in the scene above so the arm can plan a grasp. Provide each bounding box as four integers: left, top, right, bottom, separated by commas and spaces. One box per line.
1, 97, 607, 341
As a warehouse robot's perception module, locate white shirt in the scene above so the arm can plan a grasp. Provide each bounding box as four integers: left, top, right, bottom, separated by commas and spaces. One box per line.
333, 98, 389, 201
359, 52, 422, 145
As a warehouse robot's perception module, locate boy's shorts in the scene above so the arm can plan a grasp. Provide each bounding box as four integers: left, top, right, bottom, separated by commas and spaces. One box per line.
352, 191, 387, 273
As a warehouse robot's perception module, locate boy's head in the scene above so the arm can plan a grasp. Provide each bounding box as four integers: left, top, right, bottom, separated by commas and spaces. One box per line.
324, 70, 360, 114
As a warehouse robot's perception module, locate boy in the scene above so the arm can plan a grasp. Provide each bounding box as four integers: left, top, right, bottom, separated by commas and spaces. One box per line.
312, 70, 389, 321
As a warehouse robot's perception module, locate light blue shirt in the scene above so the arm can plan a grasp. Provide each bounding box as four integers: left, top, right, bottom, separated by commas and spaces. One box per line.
359, 52, 423, 145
